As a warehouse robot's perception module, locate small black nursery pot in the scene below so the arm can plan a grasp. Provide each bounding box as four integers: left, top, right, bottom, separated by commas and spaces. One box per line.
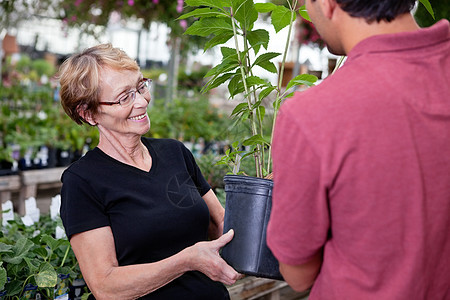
221, 175, 283, 280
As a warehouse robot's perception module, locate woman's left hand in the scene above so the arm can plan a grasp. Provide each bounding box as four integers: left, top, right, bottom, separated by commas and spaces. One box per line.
184, 229, 242, 285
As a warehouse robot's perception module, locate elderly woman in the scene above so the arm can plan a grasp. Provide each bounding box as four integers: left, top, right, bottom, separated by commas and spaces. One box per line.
57, 43, 240, 300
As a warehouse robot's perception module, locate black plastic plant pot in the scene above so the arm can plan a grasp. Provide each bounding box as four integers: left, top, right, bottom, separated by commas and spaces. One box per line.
221, 174, 283, 280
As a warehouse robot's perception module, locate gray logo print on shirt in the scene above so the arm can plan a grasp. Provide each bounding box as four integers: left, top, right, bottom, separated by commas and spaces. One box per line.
166, 173, 200, 208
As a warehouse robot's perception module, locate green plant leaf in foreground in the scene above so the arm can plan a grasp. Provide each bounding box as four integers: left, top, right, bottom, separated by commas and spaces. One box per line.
3, 237, 34, 265
178, 7, 225, 20
231, 102, 250, 118
247, 29, 270, 54
0, 242, 13, 254
0, 265, 6, 291
204, 32, 234, 51
233, 0, 259, 31
185, 0, 230, 11
418, 0, 434, 19
271, 5, 294, 33
286, 74, 318, 90
5, 280, 21, 297
35, 262, 58, 288
254, 2, 276, 13
253, 52, 281, 73
185, 18, 233, 37
41, 234, 69, 252
298, 5, 311, 22
243, 134, 271, 147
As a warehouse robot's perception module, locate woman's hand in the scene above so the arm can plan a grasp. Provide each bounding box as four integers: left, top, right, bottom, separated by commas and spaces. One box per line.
186, 229, 241, 285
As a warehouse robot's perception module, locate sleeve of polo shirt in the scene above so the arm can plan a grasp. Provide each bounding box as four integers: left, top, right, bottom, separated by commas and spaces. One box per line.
267, 104, 330, 266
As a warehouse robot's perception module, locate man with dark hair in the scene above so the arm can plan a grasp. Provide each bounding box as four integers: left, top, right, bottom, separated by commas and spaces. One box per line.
267, 0, 449, 299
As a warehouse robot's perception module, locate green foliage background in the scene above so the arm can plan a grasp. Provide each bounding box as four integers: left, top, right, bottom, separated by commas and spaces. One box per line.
415, 0, 450, 27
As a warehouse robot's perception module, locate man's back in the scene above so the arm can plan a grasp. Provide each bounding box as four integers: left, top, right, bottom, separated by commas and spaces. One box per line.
267, 20, 450, 299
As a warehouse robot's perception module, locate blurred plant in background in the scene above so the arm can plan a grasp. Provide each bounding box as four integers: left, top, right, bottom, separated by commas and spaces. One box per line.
146, 95, 231, 144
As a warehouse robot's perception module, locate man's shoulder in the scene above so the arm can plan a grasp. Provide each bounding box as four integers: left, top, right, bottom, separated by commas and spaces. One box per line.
282, 70, 358, 112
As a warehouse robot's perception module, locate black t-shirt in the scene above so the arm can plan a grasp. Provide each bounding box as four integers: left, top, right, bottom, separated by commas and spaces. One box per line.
60, 138, 229, 299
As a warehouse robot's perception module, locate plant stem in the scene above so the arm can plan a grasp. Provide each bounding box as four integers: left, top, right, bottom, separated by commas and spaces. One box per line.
19, 275, 34, 298
332, 55, 346, 74
230, 7, 262, 177
59, 245, 71, 268
267, 2, 297, 175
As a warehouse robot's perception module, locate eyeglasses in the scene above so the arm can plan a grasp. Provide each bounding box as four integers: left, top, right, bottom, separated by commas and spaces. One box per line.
99, 78, 152, 107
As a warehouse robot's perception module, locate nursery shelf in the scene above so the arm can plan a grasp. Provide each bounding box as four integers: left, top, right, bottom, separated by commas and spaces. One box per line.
0, 167, 66, 215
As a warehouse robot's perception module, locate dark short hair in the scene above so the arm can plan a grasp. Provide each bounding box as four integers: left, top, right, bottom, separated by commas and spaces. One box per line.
336, 0, 416, 22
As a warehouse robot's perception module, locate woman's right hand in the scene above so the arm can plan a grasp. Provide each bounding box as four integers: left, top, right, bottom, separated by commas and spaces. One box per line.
186, 229, 242, 285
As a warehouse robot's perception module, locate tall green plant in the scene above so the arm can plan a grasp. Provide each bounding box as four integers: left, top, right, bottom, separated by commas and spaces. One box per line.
180, 0, 317, 178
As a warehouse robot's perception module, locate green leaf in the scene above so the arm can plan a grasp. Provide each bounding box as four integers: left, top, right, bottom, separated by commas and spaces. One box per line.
253, 52, 280, 73
231, 102, 250, 116
271, 5, 294, 33
5, 279, 22, 296
298, 5, 311, 22
221, 46, 237, 57
204, 72, 234, 91
35, 262, 58, 288
251, 99, 262, 110
185, 0, 231, 10
255, 2, 276, 13
41, 234, 69, 251
285, 91, 295, 99
247, 29, 270, 54
233, 0, 258, 31
0, 266, 6, 291
253, 52, 280, 66
246, 76, 266, 88
273, 98, 282, 111
185, 18, 233, 37
0, 242, 13, 254
178, 8, 224, 20
14, 237, 34, 256
243, 134, 270, 146
204, 64, 222, 78
418, 0, 434, 19
23, 257, 39, 274
204, 32, 234, 51
286, 74, 318, 90
3, 237, 34, 265
204, 58, 239, 78
259, 86, 275, 101
33, 247, 49, 259
256, 61, 277, 73
228, 75, 245, 97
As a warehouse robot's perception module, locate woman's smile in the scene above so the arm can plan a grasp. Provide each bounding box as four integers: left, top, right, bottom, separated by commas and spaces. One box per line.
129, 113, 148, 121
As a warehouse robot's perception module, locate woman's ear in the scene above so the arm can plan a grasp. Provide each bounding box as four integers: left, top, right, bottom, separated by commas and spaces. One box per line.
77, 104, 97, 126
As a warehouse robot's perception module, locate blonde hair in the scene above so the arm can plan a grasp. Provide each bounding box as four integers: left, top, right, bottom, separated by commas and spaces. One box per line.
57, 43, 139, 125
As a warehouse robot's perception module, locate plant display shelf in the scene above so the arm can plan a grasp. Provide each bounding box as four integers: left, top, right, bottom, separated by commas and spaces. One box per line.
0, 167, 66, 215
0, 175, 21, 204
227, 276, 309, 300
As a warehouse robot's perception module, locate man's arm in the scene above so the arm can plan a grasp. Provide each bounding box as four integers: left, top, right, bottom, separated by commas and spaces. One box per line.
279, 250, 323, 292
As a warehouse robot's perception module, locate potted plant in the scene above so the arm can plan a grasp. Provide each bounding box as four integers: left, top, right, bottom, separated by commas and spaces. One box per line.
0, 213, 85, 299
181, 0, 318, 279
